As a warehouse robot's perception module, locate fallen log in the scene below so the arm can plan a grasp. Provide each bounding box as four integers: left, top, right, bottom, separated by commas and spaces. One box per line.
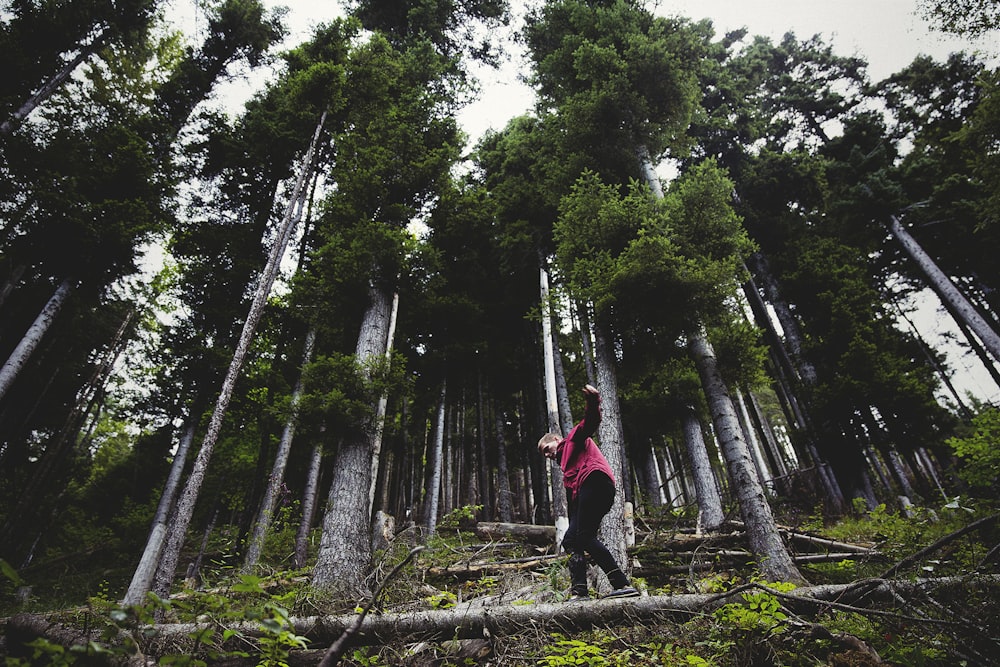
427, 554, 560, 578
474, 522, 555, 546
7, 575, 997, 658
784, 531, 876, 555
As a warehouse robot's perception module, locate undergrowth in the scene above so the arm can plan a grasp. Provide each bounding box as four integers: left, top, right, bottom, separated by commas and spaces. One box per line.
2, 499, 998, 666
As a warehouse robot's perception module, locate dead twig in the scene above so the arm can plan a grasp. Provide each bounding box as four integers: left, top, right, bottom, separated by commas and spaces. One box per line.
879, 513, 1000, 579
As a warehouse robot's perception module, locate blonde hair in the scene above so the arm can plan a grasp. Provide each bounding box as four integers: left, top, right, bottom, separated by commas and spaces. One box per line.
537, 432, 561, 452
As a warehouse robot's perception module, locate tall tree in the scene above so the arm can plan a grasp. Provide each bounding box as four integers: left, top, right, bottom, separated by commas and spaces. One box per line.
149, 115, 326, 600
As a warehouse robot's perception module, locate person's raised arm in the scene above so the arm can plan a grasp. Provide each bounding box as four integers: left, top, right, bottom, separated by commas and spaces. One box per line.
574, 384, 602, 442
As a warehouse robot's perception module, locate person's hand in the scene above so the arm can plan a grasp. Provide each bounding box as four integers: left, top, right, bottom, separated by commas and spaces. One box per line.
583, 384, 599, 397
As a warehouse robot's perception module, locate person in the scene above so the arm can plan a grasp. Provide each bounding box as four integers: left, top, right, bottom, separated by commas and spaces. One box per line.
538, 384, 639, 601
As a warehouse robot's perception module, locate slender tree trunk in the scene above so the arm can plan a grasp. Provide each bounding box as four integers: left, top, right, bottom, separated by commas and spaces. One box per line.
680, 407, 725, 530
294, 437, 324, 570
369, 292, 399, 514
734, 388, 772, 490
443, 405, 454, 516
151, 114, 324, 598
312, 281, 392, 596
122, 417, 198, 606
0, 30, 107, 136
743, 269, 846, 512
1, 305, 131, 553
747, 253, 817, 384
892, 295, 974, 420
243, 329, 316, 571
575, 301, 597, 384
476, 373, 488, 519
688, 330, 807, 585
424, 380, 447, 536
184, 508, 219, 588
643, 442, 665, 508
539, 264, 569, 541
0, 278, 73, 403
495, 409, 514, 523
890, 214, 1000, 363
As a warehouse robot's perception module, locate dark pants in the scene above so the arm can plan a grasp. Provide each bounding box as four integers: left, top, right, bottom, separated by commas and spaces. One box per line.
561, 472, 629, 594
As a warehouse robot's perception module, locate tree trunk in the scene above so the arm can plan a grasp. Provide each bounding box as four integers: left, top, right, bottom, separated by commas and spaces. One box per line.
0, 30, 107, 136
642, 441, 665, 509
494, 409, 514, 523
575, 300, 597, 384
890, 214, 1000, 363
1, 305, 131, 555
591, 319, 629, 587
748, 390, 793, 477
539, 264, 569, 542
294, 437, 324, 570
476, 374, 488, 519
184, 507, 219, 588
681, 406, 725, 530
369, 292, 399, 514
312, 281, 393, 596
0, 278, 74, 403
688, 330, 807, 585
891, 291, 975, 421
13, 575, 999, 657
151, 114, 325, 599
734, 388, 772, 490
747, 253, 817, 384
243, 328, 316, 571
423, 380, 447, 536
123, 417, 199, 606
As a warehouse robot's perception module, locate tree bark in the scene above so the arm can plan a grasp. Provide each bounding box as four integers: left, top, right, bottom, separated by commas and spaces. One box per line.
539, 264, 569, 542
294, 437, 324, 570
423, 380, 447, 536
123, 417, 199, 606
17, 576, 996, 657
889, 213, 1000, 363
0, 278, 74, 403
243, 329, 316, 571
681, 406, 725, 531
734, 388, 772, 490
494, 409, 514, 523
369, 293, 399, 514
312, 281, 392, 596
591, 319, 629, 587
688, 330, 807, 585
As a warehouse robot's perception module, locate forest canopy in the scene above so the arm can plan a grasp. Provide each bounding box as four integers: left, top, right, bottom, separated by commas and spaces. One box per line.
1, 0, 999, 665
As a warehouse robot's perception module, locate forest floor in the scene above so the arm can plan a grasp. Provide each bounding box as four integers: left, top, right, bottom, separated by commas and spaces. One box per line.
2, 501, 999, 666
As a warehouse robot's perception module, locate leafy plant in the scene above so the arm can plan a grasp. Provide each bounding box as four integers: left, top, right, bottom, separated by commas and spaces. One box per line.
438, 504, 483, 530
540, 635, 609, 667
425, 590, 457, 609
947, 406, 1000, 490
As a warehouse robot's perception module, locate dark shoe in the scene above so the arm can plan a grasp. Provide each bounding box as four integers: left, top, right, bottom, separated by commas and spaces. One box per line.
602, 586, 639, 599
567, 593, 590, 602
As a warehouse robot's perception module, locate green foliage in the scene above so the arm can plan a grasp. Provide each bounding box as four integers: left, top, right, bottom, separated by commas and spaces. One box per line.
540, 634, 610, 667
946, 405, 1000, 489
425, 590, 457, 609
917, 0, 1000, 37
437, 504, 483, 530
350, 646, 387, 667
